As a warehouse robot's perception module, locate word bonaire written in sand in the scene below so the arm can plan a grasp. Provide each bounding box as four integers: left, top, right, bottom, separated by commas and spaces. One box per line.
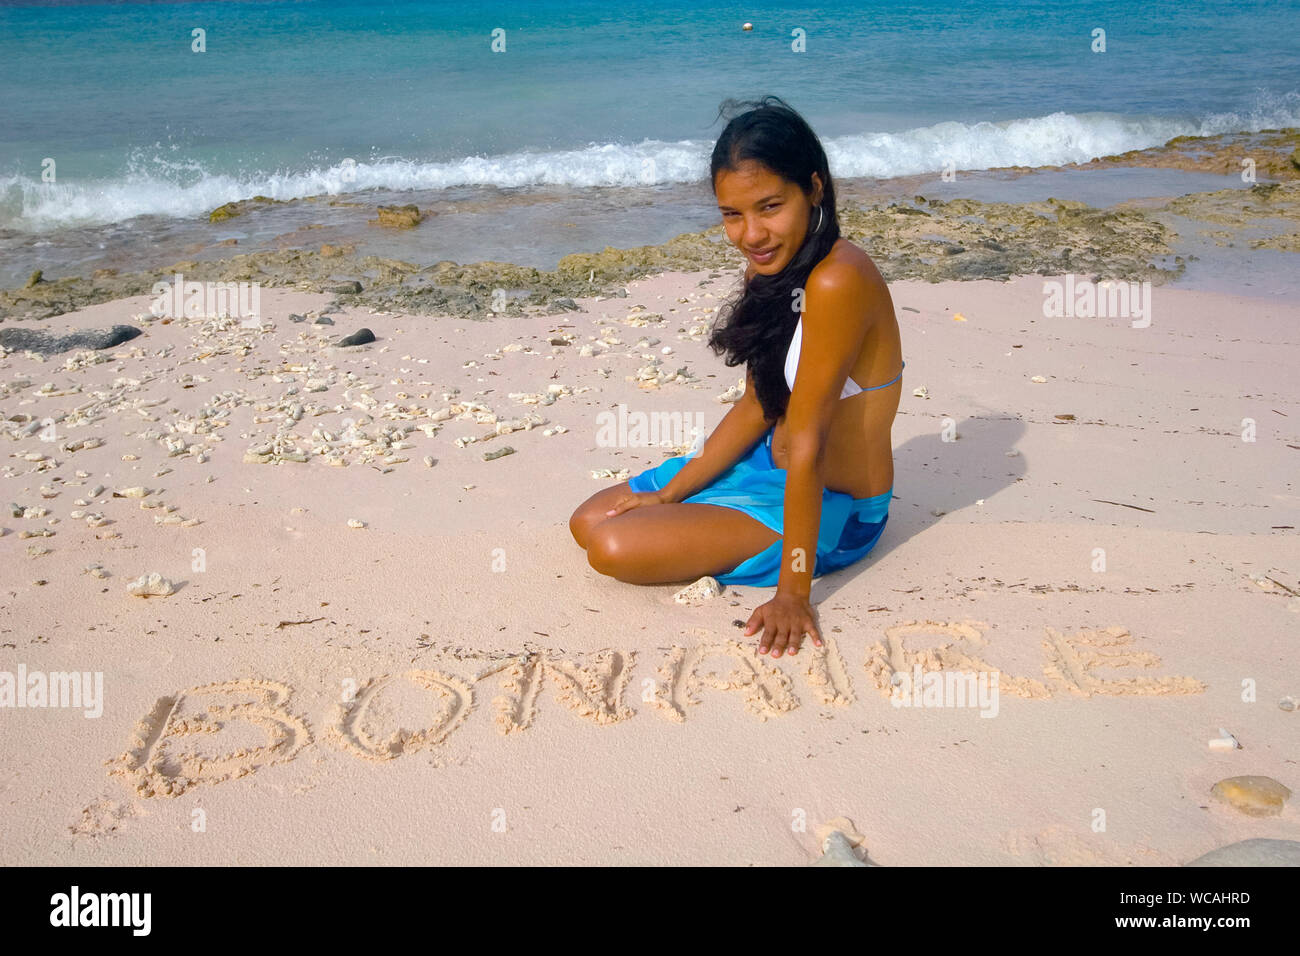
104, 621, 1206, 799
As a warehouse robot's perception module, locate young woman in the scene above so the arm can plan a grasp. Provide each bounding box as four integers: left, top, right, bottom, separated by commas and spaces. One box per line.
569, 95, 904, 660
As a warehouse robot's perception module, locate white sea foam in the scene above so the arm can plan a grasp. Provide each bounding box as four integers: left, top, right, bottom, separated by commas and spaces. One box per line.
3, 96, 1298, 233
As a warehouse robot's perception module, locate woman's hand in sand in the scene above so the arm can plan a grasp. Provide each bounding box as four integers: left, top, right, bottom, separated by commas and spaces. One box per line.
743, 592, 822, 658
604, 490, 667, 517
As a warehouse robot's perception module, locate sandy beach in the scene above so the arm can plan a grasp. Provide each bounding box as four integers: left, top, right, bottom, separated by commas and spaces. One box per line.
2, 246, 1296, 864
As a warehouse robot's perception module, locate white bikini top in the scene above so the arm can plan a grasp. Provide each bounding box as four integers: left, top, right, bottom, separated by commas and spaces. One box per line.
784, 315, 905, 398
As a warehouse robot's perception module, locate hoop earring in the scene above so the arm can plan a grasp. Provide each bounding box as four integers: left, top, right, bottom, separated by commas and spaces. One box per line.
814, 205, 825, 232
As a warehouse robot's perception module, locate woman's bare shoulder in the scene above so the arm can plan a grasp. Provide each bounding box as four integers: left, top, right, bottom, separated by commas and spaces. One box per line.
808, 239, 888, 304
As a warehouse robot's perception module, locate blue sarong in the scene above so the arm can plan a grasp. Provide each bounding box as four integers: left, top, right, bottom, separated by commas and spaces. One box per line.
626, 428, 892, 587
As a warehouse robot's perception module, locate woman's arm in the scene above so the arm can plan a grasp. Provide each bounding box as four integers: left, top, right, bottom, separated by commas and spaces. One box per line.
744, 265, 876, 657
777, 271, 872, 599
656, 369, 772, 503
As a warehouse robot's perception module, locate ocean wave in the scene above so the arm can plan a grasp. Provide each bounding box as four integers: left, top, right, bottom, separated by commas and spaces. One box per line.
3, 94, 1297, 233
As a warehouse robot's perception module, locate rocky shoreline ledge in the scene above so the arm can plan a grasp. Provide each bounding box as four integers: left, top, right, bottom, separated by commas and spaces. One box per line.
3, 146, 1298, 325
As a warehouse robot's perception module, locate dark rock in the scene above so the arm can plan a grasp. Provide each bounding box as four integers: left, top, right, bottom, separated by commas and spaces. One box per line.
289, 313, 307, 323
314, 315, 335, 325
1185, 838, 1300, 866
553, 297, 580, 311
25, 270, 43, 288
336, 328, 376, 347
0, 324, 143, 356
328, 281, 362, 294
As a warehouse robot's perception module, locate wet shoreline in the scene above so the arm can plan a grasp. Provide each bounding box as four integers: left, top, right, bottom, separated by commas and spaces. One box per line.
2, 129, 1297, 323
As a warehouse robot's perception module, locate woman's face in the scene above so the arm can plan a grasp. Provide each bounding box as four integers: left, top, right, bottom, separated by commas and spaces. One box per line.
715, 160, 822, 275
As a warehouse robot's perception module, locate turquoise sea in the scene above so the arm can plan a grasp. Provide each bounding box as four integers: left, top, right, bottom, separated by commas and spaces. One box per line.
1, 0, 1297, 281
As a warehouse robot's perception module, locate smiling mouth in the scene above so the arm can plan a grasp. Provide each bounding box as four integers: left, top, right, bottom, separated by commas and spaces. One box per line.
748, 246, 778, 257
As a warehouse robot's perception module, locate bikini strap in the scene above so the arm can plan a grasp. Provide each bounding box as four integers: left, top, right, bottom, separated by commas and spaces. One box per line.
860, 359, 905, 392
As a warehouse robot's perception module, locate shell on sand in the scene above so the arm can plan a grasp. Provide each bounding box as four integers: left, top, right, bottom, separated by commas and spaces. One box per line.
1210, 775, 1292, 816
810, 817, 873, 867
673, 576, 722, 606
814, 815, 866, 849
126, 572, 175, 597
811, 831, 871, 867
1208, 727, 1241, 750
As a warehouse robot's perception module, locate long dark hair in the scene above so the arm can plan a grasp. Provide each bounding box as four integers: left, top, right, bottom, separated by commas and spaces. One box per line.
707, 95, 841, 422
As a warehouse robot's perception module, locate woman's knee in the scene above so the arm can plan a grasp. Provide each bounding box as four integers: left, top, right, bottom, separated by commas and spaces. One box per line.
568, 505, 592, 548
570, 498, 611, 549
569, 483, 631, 549
585, 522, 629, 576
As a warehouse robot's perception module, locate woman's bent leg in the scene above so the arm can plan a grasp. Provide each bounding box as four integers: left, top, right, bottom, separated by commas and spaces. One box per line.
585, 502, 781, 585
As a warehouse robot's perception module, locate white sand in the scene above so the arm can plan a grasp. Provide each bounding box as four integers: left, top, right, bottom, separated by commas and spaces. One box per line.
1, 271, 1296, 865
